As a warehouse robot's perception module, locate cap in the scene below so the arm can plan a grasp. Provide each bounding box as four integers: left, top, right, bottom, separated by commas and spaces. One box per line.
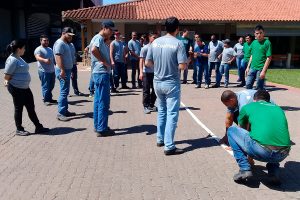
62, 27, 75, 36
223, 39, 231, 44
102, 20, 117, 30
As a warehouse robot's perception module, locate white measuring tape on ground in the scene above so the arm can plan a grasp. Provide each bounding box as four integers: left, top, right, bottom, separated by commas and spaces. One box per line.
180, 101, 233, 156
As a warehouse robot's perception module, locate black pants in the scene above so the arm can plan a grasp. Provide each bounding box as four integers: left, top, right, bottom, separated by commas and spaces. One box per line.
142, 73, 156, 107
7, 84, 41, 131
71, 64, 79, 94
131, 59, 142, 87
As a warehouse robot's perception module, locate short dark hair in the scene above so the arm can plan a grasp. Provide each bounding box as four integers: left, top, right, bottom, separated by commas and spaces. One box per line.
255, 25, 264, 31
165, 17, 179, 34
6, 39, 26, 54
40, 34, 48, 40
183, 28, 188, 33
149, 31, 157, 37
254, 90, 270, 102
221, 90, 236, 102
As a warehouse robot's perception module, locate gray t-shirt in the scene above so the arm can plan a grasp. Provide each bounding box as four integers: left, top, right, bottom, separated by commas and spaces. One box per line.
234, 43, 244, 58
112, 40, 124, 63
34, 46, 55, 73
91, 34, 111, 74
128, 39, 141, 61
208, 40, 223, 62
146, 35, 187, 82
227, 89, 259, 113
53, 38, 73, 70
221, 47, 236, 64
4, 54, 31, 89
68, 43, 77, 65
140, 44, 153, 73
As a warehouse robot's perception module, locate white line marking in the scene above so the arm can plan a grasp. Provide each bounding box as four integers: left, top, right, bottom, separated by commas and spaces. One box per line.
180, 101, 233, 156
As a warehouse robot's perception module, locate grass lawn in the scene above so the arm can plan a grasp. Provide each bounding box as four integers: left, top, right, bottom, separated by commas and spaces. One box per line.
230, 69, 300, 88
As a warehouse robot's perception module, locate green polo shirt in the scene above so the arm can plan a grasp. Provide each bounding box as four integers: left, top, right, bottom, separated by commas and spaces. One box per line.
243, 42, 252, 62
238, 101, 290, 147
249, 39, 272, 70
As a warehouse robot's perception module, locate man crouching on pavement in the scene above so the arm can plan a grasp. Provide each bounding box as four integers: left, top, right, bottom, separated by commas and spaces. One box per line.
227, 90, 291, 185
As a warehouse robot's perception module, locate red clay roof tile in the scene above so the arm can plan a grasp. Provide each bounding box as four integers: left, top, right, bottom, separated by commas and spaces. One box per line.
62, 0, 300, 22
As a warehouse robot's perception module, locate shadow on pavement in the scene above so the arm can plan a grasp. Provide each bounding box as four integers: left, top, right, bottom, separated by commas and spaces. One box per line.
266, 85, 288, 92
280, 106, 300, 112
111, 93, 139, 97
114, 124, 156, 135
109, 110, 127, 115
179, 106, 200, 111
68, 99, 93, 106
234, 161, 300, 191
38, 127, 87, 135
175, 137, 219, 153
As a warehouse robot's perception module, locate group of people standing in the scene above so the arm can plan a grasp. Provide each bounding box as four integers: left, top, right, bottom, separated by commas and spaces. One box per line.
3, 17, 291, 185
179, 25, 272, 91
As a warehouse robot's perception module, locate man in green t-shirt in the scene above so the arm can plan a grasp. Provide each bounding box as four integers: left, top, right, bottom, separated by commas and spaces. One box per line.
227, 90, 290, 185
245, 25, 272, 90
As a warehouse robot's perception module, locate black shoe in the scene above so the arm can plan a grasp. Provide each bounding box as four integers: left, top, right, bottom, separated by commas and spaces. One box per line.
74, 92, 84, 96
181, 81, 187, 84
148, 106, 157, 112
266, 163, 281, 186
35, 126, 50, 134
15, 129, 30, 136
236, 83, 245, 87
233, 170, 253, 182
65, 111, 76, 117
121, 85, 130, 89
164, 148, 184, 156
157, 142, 164, 147
50, 99, 57, 104
195, 84, 201, 88
237, 78, 241, 82
96, 128, 115, 137
111, 88, 119, 93
211, 84, 220, 88
132, 85, 137, 89
191, 81, 196, 84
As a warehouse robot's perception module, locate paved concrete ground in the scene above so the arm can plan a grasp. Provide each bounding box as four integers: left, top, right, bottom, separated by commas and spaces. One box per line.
0, 64, 300, 200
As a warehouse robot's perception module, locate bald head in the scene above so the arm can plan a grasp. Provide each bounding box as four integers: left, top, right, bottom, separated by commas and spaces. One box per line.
221, 90, 236, 102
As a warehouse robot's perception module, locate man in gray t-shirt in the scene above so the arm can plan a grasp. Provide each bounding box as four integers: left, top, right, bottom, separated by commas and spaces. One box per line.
208, 35, 224, 88
139, 32, 158, 114
34, 35, 56, 105
146, 17, 187, 156
53, 27, 76, 120
216, 39, 236, 87
128, 32, 142, 88
234, 37, 244, 82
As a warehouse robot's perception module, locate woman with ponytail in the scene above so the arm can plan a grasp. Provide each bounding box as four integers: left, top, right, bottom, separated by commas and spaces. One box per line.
4, 39, 50, 136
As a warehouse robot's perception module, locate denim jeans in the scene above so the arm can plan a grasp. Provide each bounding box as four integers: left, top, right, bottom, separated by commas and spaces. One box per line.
113, 62, 126, 88
246, 68, 265, 90
55, 68, 71, 116
217, 63, 230, 86
239, 59, 247, 84
110, 72, 115, 89
71, 65, 79, 94
209, 62, 221, 86
154, 81, 181, 151
236, 56, 243, 79
228, 126, 289, 172
93, 73, 110, 132
89, 66, 95, 95
38, 70, 55, 102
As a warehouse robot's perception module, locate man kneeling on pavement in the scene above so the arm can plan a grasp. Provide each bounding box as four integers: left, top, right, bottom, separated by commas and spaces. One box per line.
227, 90, 291, 185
